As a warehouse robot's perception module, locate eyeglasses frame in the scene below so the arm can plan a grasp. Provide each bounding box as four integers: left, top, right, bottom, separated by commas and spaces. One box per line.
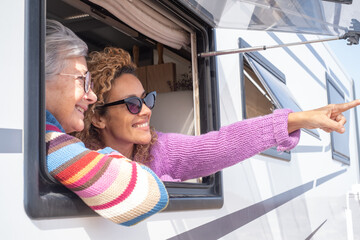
58, 71, 92, 93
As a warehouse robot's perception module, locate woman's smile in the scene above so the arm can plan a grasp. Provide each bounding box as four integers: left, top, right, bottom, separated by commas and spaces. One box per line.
133, 121, 150, 129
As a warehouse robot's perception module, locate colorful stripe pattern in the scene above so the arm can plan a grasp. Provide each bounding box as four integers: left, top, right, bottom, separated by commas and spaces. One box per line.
45, 111, 168, 226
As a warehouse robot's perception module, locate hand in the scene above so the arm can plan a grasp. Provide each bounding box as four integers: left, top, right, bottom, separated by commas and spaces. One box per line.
287, 99, 360, 133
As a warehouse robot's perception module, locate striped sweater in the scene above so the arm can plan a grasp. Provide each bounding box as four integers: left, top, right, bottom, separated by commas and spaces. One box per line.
45, 110, 169, 226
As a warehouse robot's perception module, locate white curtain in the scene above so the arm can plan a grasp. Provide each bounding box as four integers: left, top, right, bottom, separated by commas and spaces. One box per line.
90, 0, 190, 49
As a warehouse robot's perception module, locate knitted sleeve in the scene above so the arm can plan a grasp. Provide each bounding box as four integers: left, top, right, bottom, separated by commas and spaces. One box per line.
149, 109, 300, 181
46, 123, 168, 226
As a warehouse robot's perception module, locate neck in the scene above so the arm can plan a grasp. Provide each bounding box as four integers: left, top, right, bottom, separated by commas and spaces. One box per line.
118, 144, 134, 159
103, 139, 134, 159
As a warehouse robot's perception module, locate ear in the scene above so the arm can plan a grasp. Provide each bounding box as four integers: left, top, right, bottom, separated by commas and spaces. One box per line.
92, 113, 106, 129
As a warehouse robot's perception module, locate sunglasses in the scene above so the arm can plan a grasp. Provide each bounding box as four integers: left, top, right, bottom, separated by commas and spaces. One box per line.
58, 71, 93, 93
100, 91, 157, 114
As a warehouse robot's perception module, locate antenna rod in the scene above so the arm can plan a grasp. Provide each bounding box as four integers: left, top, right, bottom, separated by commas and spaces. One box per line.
198, 36, 342, 58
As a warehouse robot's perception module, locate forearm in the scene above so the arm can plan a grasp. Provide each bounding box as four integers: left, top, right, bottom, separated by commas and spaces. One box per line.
46, 129, 168, 226
288, 111, 307, 133
152, 109, 300, 181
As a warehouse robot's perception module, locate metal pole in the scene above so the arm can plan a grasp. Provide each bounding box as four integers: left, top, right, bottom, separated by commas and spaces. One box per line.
198, 36, 342, 58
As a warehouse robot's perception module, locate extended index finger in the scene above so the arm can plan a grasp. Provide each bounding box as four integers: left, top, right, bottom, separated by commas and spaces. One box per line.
335, 99, 360, 113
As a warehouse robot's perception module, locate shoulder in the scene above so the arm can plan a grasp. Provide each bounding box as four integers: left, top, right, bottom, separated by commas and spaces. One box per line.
46, 110, 65, 133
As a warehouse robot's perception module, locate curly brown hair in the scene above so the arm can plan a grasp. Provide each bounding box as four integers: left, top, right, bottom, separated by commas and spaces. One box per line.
75, 47, 157, 164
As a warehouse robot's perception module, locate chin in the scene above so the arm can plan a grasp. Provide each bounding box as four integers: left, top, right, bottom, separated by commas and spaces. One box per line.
73, 123, 85, 132
137, 135, 152, 145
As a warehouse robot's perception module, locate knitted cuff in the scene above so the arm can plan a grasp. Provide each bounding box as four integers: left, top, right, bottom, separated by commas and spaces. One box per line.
160, 174, 181, 182
273, 109, 301, 152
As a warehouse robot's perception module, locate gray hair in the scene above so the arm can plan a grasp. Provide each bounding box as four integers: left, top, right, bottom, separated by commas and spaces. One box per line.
45, 19, 88, 80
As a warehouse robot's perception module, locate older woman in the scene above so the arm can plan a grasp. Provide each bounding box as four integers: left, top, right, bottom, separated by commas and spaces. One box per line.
77, 47, 360, 182
45, 20, 168, 226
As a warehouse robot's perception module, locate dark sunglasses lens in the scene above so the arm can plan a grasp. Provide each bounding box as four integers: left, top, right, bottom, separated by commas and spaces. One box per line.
125, 98, 142, 114
144, 92, 156, 109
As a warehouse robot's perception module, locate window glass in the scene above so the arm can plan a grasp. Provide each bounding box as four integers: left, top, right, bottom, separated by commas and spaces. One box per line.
245, 54, 320, 139
247, 56, 301, 111
243, 63, 274, 118
242, 56, 290, 160
327, 76, 350, 163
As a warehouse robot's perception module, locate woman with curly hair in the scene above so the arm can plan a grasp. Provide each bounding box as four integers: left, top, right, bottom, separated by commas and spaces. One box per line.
77, 46, 359, 182
77, 48, 158, 164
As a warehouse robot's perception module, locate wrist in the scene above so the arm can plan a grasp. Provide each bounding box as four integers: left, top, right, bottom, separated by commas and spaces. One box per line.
288, 112, 304, 133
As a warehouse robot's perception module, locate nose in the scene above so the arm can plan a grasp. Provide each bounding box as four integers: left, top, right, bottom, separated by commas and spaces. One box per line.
84, 88, 97, 104
139, 102, 152, 117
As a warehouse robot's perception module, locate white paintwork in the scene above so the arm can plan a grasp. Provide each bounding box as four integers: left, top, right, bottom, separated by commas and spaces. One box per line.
1, 0, 360, 239
215, 28, 360, 239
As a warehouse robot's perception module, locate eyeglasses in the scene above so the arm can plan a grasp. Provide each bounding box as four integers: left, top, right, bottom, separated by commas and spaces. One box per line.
100, 91, 157, 114
58, 71, 93, 93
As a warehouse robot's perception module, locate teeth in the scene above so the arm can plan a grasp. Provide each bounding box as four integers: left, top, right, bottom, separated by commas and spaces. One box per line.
76, 107, 84, 113
135, 122, 148, 128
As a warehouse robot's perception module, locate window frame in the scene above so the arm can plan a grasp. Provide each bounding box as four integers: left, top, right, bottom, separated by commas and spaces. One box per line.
326, 72, 350, 164
238, 39, 289, 160
238, 38, 320, 161
239, 39, 321, 141
24, 0, 223, 219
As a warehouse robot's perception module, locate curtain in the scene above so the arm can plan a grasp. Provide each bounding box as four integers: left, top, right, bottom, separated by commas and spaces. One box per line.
90, 0, 190, 49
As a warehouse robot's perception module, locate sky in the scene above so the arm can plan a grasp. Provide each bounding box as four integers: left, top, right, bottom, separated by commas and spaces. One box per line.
327, 40, 360, 98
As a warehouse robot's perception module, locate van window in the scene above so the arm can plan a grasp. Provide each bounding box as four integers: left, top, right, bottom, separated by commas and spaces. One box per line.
24, 0, 223, 219
239, 39, 319, 160
241, 55, 289, 160
326, 73, 350, 164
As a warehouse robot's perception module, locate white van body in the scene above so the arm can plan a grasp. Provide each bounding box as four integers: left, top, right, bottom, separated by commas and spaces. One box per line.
1, 0, 360, 239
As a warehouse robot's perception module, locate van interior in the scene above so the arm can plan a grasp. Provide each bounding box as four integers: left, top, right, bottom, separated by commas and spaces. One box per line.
47, 0, 196, 136
46, 0, 204, 184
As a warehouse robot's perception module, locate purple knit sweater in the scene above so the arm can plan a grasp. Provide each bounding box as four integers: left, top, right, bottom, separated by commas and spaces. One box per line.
149, 109, 300, 182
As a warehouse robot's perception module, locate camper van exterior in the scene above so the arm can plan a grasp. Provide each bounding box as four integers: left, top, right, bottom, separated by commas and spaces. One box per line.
2, 0, 360, 239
